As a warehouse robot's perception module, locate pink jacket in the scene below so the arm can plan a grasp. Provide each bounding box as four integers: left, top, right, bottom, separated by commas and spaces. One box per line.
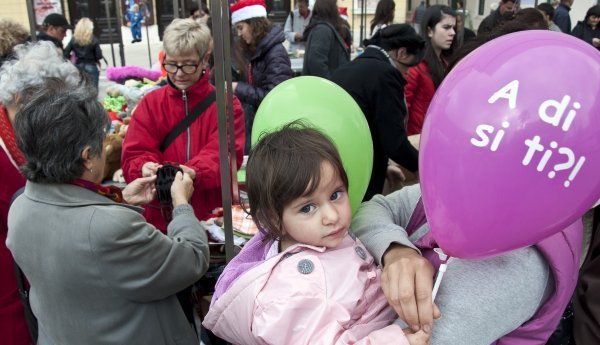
203, 235, 408, 345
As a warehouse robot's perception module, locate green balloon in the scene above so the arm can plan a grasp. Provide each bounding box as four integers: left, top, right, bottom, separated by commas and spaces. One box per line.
252, 76, 373, 214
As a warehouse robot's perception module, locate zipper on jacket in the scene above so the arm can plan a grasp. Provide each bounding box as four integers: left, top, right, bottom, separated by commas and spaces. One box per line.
182, 90, 190, 161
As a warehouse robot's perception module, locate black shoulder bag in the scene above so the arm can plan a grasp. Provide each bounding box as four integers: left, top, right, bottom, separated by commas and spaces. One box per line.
10, 187, 38, 344
159, 90, 216, 152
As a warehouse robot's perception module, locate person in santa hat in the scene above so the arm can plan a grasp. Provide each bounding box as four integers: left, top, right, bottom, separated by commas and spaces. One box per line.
230, 0, 293, 152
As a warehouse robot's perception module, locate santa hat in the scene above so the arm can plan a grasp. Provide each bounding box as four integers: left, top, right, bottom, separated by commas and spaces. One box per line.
231, 0, 268, 25
338, 7, 348, 22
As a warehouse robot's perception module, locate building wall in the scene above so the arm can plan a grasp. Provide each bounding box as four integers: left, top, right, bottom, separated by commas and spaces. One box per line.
2, 0, 30, 30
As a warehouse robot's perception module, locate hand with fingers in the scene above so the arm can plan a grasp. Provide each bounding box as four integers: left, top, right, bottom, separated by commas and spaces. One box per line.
179, 165, 197, 181
170, 171, 194, 208
142, 162, 161, 177
381, 244, 441, 334
122, 175, 157, 205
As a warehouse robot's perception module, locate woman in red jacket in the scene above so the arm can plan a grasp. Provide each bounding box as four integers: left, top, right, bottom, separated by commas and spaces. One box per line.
404, 5, 457, 135
122, 19, 245, 232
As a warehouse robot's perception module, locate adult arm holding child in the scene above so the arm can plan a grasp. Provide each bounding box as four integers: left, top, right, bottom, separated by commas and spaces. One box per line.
352, 185, 552, 344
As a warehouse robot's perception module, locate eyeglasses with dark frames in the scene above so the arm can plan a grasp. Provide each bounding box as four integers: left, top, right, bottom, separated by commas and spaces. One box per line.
162, 62, 201, 75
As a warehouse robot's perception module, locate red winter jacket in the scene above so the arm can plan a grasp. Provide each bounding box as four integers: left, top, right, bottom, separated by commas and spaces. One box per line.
404, 60, 436, 135
122, 74, 245, 232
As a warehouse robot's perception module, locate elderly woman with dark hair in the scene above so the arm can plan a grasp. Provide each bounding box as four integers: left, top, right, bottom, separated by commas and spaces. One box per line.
6, 81, 209, 345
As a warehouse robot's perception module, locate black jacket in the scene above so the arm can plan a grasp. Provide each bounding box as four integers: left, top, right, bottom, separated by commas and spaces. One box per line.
35, 32, 63, 50
571, 21, 600, 50
302, 20, 351, 79
235, 25, 292, 109
64, 37, 104, 64
331, 47, 419, 200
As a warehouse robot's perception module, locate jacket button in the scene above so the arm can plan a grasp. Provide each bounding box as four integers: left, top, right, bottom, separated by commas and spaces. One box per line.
355, 246, 367, 260
297, 259, 314, 274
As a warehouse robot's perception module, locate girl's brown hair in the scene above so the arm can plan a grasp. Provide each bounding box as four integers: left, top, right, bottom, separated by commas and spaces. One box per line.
239, 17, 273, 57
246, 121, 349, 241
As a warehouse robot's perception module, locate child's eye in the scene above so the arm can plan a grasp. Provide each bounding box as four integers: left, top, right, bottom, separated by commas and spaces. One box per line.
300, 205, 315, 214
330, 191, 341, 201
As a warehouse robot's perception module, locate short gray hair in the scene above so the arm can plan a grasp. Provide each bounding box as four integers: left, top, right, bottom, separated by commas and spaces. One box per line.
163, 18, 212, 59
0, 41, 85, 107
14, 79, 109, 183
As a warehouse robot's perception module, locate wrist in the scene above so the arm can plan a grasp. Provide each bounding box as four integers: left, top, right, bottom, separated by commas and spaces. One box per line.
382, 243, 420, 266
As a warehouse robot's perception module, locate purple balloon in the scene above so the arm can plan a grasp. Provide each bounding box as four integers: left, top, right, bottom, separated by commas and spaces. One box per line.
420, 31, 600, 259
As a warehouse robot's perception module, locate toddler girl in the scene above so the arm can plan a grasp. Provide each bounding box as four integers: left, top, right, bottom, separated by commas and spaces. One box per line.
203, 123, 428, 344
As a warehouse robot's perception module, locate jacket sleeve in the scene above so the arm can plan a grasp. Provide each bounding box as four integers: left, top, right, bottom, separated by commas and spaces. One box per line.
252, 255, 409, 345
94, 41, 104, 62
284, 13, 296, 43
88, 204, 209, 302
375, 72, 418, 172
184, 95, 245, 190
350, 186, 422, 265
429, 247, 549, 344
403, 66, 419, 117
303, 25, 334, 79
235, 46, 293, 109
121, 96, 163, 183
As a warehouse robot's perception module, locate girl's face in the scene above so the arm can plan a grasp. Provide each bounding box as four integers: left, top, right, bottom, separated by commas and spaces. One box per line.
279, 162, 352, 251
588, 14, 600, 28
236, 22, 253, 45
428, 14, 456, 53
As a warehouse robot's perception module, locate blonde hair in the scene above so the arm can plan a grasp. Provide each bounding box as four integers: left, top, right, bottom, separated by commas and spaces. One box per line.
163, 18, 212, 59
74, 17, 94, 46
0, 18, 29, 58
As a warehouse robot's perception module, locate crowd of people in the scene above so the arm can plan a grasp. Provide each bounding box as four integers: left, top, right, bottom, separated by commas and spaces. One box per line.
0, 0, 599, 344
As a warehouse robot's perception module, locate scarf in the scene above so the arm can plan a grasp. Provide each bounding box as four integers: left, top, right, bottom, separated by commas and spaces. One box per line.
70, 178, 126, 204
0, 106, 26, 167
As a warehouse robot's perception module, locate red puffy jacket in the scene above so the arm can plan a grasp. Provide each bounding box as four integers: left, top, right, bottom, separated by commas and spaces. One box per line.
122, 74, 245, 231
404, 60, 435, 135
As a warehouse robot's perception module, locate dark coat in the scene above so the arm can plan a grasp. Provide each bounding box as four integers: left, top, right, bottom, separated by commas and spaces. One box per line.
331, 47, 419, 201
64, 37, 104, 64
571, 21, 600, 49
553, 3, 572, 34
302, 21, 351, 79
477, 9, 508, 35
234, 25, 292, 152
234, 25, 293, 110
34, 32, 63, 50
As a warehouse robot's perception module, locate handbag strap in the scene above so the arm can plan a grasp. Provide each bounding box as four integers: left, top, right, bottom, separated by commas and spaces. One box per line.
159, 90, 216, 152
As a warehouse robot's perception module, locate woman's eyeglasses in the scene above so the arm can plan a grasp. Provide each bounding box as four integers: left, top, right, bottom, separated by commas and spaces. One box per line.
162, 62, 201, 75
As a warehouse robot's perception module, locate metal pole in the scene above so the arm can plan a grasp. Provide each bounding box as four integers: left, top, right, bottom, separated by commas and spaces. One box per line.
143, 2, 152, 67
26, 0, 37, 41
103, 0, 117, 67
359, 0, 364, 44
210, 0, 235, 262
115, 0, 126, 66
